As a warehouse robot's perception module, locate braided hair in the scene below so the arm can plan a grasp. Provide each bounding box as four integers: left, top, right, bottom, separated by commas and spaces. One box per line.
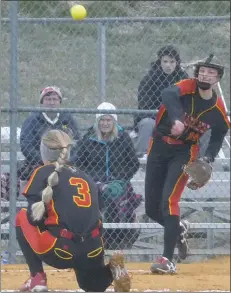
31, 129, 73, 221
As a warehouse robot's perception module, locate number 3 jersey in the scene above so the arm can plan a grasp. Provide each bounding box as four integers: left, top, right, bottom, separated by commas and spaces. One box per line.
22, 164, 101, 235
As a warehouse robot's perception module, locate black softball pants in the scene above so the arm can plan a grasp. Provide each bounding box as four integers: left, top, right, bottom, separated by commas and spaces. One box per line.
145, 138, 199, 260
16, 209, 113, 292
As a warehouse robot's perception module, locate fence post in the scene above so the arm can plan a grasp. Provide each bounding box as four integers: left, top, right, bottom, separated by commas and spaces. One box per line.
8, 0, 19, 264
206, 208, 214, 250
98, 22, 106, 103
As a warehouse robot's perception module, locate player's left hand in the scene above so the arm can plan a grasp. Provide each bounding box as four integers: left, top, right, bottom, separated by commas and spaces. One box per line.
183, 158, 213, 190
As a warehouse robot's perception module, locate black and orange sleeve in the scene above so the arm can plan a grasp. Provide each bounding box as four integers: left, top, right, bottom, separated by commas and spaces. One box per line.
174, 79, 197, 96
161, 79, 196, 124
216, 97, 230, 129
23, 165, 52, 226
22, 165, 46, 197
204, 97, 230, 162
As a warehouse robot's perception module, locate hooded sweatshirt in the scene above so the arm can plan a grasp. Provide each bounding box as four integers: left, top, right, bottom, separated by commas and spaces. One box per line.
134, 46, 189, 130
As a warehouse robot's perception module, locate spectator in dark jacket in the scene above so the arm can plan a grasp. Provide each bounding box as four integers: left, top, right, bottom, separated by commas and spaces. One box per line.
73, 102, 139, 183
19, 86, 80, 183
132, 45, 189, 158
72, 102, 141, 250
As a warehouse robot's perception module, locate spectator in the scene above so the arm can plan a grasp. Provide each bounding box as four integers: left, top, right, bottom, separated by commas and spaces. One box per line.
131, 45, 189, 158
1, 167, 21, 201
72, 102, 142, 249
19, 86, 80, 187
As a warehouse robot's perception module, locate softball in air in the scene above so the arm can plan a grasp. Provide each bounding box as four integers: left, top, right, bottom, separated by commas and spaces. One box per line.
70, 5, 87, 21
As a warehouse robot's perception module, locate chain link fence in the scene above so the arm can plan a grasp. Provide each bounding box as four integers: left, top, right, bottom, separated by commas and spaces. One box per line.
1, 1, 230, 264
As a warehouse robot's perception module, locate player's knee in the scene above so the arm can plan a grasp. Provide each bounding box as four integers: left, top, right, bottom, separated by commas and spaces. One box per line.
161, 201, 168, 216
145, 202, 153, 219
162, 201, 180, 217
78, 278, 108, 292
139, 118, 155, 132
145, 204, 159, 222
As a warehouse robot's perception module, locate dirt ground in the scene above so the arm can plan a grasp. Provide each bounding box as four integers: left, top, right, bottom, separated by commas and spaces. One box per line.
1, 256, 230, 291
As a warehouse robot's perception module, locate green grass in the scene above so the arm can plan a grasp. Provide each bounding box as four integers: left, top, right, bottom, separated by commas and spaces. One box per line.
2, 1, 230, 18
1, 1, 230, 128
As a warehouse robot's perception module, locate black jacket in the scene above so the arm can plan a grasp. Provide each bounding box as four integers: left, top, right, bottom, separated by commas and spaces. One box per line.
20, 112, 80, 165
134, 62, 189, 130
71, 125, 140, 183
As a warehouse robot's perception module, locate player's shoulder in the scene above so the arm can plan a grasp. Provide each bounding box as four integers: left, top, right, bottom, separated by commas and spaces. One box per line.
215, 96, 230, 128
174, 78, 195, 86
31, 164, 55, 178
64, 165, 95, 183
174, 78, 197, 95
23, 164, 55, 195
216, 95, 227, 110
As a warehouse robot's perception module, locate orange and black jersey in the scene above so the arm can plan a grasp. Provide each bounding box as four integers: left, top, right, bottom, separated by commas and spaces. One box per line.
23, 164, 101, 235
155, 78, 230, 162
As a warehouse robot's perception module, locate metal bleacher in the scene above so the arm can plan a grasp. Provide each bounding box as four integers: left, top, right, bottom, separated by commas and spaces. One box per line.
1, 124, 230, 258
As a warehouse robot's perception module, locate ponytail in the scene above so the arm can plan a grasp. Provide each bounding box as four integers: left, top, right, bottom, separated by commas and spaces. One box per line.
31, 130, 72, 221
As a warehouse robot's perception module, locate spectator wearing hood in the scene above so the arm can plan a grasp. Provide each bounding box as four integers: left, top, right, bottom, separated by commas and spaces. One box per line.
72, 102, 141, 249
132, 45, 189, 158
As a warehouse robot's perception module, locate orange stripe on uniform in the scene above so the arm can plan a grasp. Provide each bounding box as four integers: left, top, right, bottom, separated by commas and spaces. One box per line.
216, 97, 230, 128
45, 199, 59, 225
155, 105, 166, 126
16, 209, 57, 254
168, 144, 199, 216
174, 79, 196, 96
147, 137, 154, 156
23, 165, 45, 195
15, 208, 27, 226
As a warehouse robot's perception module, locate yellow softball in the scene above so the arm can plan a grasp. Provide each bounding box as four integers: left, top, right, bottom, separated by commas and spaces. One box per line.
70, 5, 87, 21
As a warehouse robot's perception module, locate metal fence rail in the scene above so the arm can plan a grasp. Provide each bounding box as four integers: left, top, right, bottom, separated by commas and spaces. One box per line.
1, 1, 230, 264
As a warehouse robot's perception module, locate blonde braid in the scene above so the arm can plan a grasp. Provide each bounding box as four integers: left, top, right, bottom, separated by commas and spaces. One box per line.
31, 130, 73, 221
